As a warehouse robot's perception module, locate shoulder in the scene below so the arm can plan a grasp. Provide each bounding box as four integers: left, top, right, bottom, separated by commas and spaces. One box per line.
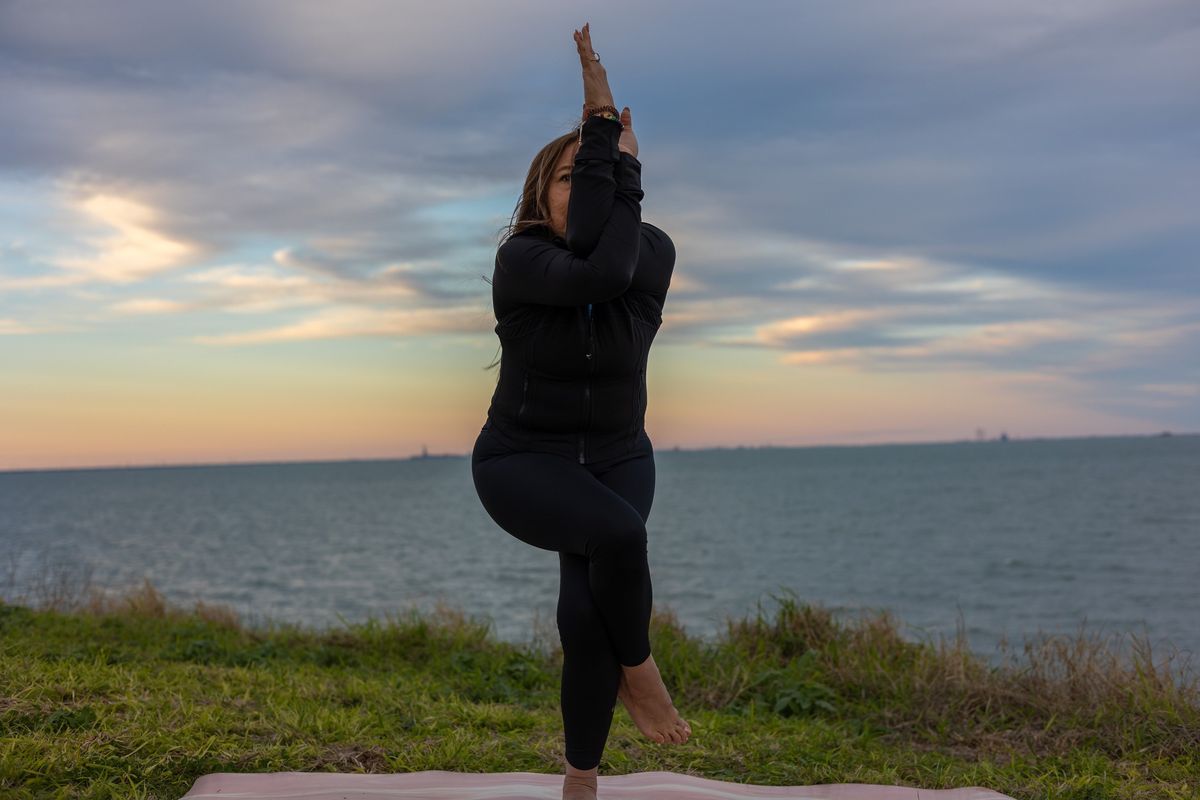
641, 221, 669, 238
496, 232, 546, 270
639, 223, 676, 276
640, 222, 675, 260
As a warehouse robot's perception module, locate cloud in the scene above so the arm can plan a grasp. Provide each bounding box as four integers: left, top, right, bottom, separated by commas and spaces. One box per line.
755, 309, 896, 345
0, 317, 39, 335
92, 257, 490, 339
107, 297, 190, 315
0, 270, 92, 291
190, 303, 489, 345
1, 0, 1197, 429
1138, 383, 1200, 399
651, 214, 1200, 401
6, 0, 1191, 296
50, 192, 199, 283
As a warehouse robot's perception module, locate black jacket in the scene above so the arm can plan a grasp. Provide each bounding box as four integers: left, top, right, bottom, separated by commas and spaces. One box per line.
482, 113, 676, 463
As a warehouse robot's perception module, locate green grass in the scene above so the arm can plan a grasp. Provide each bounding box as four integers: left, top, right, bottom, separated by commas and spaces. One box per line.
1, 563, 1197, 800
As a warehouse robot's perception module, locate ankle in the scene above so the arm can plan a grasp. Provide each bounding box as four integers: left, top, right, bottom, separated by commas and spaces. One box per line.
564, 772, 598, 787
562, 770, 598, 800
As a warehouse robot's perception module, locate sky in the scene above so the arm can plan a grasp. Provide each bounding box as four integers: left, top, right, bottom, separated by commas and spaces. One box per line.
1, 0, 1197, 470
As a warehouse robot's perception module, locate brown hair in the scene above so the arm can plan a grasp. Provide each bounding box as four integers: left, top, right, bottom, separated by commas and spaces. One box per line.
480, 125, 581, 371
495, 127, 580, 246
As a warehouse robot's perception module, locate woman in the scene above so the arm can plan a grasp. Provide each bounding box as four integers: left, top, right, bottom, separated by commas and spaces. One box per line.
470, 21, 690, 800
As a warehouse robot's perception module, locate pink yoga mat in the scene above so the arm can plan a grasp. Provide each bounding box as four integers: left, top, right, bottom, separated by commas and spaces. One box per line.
181, 769, 1019, 799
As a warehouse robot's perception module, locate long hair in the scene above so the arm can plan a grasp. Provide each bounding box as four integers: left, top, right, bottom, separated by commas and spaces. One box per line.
481, 124, 582, 372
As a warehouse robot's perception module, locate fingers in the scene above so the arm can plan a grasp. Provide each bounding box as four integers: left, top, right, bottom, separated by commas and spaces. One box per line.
573, 22, 594, 60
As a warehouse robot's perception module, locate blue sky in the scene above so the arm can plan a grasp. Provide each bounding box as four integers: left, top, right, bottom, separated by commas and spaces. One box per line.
1, 0, 1197, 469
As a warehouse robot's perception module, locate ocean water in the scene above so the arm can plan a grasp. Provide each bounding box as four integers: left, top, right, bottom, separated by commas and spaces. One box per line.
2, 433, 1197, 676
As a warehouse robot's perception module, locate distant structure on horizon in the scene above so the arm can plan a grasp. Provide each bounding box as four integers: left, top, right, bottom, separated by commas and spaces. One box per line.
408, 444, 455, 461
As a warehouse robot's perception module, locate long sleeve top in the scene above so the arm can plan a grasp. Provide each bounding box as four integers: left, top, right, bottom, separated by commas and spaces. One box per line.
482, 113, 676, 464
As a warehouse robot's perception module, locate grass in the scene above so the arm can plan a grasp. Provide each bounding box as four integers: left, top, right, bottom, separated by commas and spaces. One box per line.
1, 558, 1197, 800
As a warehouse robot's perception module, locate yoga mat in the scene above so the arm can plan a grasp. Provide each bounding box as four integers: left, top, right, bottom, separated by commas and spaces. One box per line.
181, 769, 1019, 799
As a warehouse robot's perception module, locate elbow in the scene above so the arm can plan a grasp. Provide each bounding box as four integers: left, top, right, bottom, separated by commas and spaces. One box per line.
592, 265, 635, 302
605, 270, 636, 300
564, 231, 595, 258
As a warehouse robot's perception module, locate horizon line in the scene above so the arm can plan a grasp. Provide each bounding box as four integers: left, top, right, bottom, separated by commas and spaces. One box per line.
1, 428, 1194, 476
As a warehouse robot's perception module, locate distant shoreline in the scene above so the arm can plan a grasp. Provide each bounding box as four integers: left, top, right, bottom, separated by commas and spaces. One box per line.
2, 429, 1196, 475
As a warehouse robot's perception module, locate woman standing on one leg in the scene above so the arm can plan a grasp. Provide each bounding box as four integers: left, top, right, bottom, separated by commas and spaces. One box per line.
470, 21, 690, 800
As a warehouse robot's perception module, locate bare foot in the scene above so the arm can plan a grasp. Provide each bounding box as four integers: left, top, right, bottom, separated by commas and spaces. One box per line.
562, 770, 597, 800
618, 652, 692, 744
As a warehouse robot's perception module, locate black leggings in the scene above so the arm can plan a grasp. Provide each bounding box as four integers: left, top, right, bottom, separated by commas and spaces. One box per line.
471, 426, 656, 771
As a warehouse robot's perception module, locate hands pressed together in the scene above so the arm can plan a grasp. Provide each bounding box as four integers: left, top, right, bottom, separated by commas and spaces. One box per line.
574, 22, 637, 159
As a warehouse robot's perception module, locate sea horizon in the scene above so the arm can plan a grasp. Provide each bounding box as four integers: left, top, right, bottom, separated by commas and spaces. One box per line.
1, 428, 1193, 475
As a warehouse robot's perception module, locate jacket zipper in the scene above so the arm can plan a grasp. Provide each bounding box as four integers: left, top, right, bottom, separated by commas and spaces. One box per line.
628, 365, 644, 447
579, 303, 594, 464
517, 372, 528, 426
637, 366, 644, 417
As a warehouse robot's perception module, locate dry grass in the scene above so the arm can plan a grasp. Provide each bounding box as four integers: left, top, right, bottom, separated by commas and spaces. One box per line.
716, 589, 1199, 760
1, 552, 242, 629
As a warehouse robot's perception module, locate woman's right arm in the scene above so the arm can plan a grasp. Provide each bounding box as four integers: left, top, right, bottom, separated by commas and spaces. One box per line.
565, 23, 634, 256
